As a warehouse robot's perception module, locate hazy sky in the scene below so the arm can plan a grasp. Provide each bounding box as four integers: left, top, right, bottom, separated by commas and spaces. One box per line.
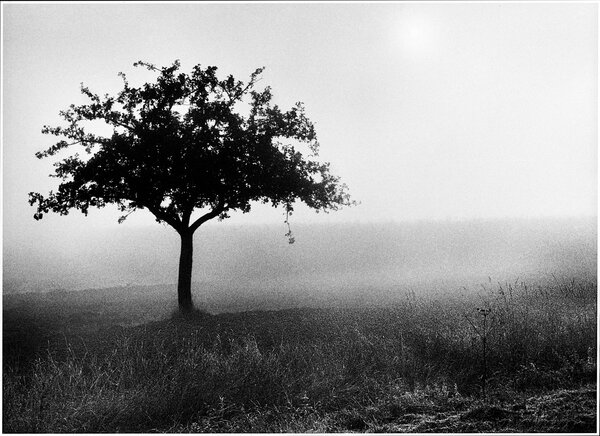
2, 2, 598, 237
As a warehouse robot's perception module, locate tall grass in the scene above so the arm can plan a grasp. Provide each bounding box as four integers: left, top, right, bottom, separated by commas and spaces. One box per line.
3, 278, 596, 432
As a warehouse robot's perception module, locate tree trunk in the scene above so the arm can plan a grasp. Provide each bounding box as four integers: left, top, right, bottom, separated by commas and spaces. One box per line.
177, 229, 194, 312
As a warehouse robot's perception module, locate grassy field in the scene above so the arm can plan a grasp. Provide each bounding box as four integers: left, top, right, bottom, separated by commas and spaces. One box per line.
3, 277, 597, 432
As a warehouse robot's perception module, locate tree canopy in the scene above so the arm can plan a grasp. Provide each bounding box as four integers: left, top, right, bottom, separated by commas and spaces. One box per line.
29, 60, 352, 236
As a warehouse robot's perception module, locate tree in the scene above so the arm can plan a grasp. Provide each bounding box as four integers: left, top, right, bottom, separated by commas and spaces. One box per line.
29, 60, 353, 312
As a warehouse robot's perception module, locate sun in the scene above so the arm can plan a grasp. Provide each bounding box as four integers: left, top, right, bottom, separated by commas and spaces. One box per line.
394, 13, 437, 57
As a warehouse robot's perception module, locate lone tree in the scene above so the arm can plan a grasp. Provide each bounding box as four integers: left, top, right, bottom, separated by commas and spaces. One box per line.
29, 60, 352, 312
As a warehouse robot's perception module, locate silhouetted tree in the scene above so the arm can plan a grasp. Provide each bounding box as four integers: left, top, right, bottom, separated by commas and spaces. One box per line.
29, 60, 352, 312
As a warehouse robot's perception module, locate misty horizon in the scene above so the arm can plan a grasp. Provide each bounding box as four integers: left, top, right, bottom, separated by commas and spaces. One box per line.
4, 216, 596, 300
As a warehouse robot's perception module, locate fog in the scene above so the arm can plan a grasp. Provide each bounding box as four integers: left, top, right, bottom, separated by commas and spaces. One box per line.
4, 218, 596, 307
3, 4, 596, 311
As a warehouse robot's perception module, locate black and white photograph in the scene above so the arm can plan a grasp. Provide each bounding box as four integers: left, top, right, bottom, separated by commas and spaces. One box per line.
2, 1, 597, 433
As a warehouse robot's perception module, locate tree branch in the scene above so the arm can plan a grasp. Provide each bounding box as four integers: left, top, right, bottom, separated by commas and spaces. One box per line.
107, 115, 137, 132
189, 199, 225, 233
180, 208, 192, 228
145, 203, 182, 231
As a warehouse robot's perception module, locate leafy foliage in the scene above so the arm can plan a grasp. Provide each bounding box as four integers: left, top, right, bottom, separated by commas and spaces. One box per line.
29, 60, 352, 234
